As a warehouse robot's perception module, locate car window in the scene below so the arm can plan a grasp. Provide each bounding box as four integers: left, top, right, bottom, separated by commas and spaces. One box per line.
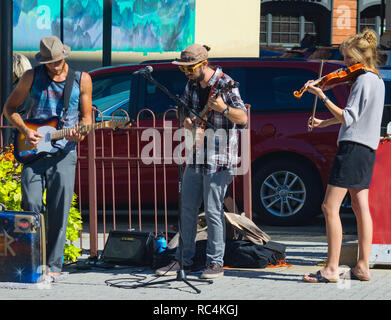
94, 93, 130, 121
379, 52, 391, 67
142, 69, 187, 119
92, 73, 132, 101
241, 67, 335, 113
92, 72, 132, 119
381, 80, 391, 136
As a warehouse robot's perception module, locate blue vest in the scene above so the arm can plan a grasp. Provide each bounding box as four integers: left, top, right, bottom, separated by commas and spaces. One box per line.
30, 65, 82, 152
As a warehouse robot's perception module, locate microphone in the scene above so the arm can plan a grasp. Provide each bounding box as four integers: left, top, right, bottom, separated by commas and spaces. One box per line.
132, 66, 153, 75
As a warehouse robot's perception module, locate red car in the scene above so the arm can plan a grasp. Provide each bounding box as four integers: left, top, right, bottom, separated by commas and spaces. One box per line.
77, 58, 351, 226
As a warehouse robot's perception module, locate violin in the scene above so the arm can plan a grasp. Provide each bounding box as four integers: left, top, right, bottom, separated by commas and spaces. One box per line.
293, 63, 367, 98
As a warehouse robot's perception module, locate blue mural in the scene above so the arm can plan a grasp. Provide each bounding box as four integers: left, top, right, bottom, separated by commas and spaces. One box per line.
62, 0, 104, 50
112, 0, 195, 52
13, 0, 61, 51
13, 0, 195, 53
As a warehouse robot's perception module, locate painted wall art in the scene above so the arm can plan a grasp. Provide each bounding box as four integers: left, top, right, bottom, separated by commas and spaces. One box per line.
13, 0, 195, 53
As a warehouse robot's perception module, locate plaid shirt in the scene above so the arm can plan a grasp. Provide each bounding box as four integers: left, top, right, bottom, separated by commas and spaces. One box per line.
180, 67, 247, 174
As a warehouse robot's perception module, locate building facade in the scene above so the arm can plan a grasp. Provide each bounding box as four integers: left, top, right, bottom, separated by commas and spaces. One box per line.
261, 0, 390, 46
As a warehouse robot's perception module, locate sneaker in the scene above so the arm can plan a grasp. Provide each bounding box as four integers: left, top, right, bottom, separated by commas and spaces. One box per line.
46, 272, 69, 282
155, 261, 191, 276
200, 263, 224, 279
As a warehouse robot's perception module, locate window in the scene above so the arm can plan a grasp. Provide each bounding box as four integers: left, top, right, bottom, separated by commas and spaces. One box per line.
359, 16, 380, 34
261, 14, 317, 46
13, 0, 103, 51
241, 67, 335, 113
92, 73, 132, 118
63, 0, 103, 50
142, 69, 187, 119
260, 15, 267, 43
381, 80, 391, 136
111, 0, 195, 52
92, 73, 132, 100
13, 0, 61, 50
272, 15, 300, 44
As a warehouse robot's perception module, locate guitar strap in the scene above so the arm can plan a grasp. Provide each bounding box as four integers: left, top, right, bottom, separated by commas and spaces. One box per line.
198, 72, 225, 111
60, 67, 76, 129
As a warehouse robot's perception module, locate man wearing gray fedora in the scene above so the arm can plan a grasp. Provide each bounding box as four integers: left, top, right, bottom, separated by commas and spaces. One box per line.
3, 36, 93, 280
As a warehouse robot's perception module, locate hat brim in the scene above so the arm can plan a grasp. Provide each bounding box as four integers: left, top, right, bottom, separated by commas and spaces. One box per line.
35, 45, 71, 64
172, 58, 205, 66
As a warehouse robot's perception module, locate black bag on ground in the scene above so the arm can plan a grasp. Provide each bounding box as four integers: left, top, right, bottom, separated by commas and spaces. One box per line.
224, 240, 286, 268
152, 238, 287, 270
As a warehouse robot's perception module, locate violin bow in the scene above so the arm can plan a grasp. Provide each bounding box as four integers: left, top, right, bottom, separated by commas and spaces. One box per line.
310, 59, 324, 132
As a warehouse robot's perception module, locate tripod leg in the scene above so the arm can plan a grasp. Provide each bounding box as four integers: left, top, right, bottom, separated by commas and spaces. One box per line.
132, 274, 212, 294
182, 278, 201, 294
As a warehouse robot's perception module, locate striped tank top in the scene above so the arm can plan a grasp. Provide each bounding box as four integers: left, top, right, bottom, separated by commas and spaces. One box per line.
30, 65, 82, 152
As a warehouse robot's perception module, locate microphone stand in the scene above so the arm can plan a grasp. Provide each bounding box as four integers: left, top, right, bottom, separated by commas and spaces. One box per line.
131, 71, 213, 294
141, 71, 216, 130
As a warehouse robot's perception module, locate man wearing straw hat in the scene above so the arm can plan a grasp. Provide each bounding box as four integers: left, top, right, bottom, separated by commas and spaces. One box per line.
3, 36, 93, 281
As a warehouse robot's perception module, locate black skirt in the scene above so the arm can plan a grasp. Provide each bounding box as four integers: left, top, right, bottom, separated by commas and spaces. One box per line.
328, 141, 376, 189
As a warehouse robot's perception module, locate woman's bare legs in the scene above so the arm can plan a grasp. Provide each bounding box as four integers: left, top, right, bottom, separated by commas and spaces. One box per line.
303, 184, 347, 281
349, 188, 372, 280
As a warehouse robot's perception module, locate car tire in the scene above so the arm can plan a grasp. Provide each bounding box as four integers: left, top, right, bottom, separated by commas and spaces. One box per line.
252, 158, 323, 226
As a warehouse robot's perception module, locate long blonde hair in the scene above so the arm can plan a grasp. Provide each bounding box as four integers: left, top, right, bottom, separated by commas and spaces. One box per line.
340, 28, 380, 74
13, 53, 32, 80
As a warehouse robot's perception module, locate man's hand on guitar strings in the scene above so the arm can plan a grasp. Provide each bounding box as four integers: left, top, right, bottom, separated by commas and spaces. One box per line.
183, 117, 195, 130
208, 95, 226, 113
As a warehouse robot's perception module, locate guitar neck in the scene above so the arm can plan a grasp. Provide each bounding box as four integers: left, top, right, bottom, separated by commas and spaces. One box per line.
50, 122, 106, 140
199, 86, 233, 118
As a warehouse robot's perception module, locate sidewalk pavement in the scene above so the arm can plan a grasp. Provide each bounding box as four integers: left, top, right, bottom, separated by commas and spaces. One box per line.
1, 224, 391, 304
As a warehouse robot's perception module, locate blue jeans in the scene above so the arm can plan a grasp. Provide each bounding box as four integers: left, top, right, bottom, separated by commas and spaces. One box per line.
21, 151, 77, 273
176, 166, 233, 267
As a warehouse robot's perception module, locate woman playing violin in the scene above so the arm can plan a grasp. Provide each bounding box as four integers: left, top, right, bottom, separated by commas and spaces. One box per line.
303, 29, 385, 283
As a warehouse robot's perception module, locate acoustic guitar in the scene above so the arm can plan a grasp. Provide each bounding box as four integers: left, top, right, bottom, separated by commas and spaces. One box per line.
13, 116, 130, 164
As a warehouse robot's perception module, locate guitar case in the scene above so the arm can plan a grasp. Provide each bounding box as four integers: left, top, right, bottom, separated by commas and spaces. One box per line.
0, 203, 47, 283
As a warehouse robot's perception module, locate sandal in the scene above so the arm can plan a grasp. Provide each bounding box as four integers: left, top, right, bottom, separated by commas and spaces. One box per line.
340, 268, 370, 281
303, 270, 339, 283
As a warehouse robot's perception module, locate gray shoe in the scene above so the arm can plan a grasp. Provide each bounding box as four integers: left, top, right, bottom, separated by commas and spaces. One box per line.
155, 261, 191, 276
201, 264, 224, 279
47, 272, 69, 282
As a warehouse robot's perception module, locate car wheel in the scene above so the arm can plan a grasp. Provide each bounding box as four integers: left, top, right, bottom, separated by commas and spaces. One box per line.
253, 158, 323, 226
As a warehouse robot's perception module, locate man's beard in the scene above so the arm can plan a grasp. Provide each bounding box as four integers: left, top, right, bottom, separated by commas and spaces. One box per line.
194, 70, 205, 83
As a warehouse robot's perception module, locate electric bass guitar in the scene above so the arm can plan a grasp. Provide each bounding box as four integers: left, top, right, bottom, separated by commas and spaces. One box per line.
13, 116, 130, 164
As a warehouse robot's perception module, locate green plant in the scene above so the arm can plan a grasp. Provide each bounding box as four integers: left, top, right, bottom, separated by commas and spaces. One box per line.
64, 194, 83, 262
0, 145, 82, 262
0, 146, 22, 210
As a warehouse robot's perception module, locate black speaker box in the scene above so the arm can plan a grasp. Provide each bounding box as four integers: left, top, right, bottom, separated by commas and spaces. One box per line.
101, 230, 154, 266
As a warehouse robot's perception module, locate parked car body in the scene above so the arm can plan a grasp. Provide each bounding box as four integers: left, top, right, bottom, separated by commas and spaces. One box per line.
79, 58, 356, 226
379, 68, 391, 136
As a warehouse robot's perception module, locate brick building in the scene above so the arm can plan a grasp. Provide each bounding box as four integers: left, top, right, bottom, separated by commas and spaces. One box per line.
261, 0, 391, 47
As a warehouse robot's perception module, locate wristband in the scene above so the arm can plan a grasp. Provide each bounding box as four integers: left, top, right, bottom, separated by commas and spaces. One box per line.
321, 96, 329, 104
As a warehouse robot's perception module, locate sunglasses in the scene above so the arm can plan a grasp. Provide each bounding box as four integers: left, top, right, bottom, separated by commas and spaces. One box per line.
178, 60, 206, 73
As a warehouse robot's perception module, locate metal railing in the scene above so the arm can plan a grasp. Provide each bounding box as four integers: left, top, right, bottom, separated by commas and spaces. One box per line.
1, 105, 252, 258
